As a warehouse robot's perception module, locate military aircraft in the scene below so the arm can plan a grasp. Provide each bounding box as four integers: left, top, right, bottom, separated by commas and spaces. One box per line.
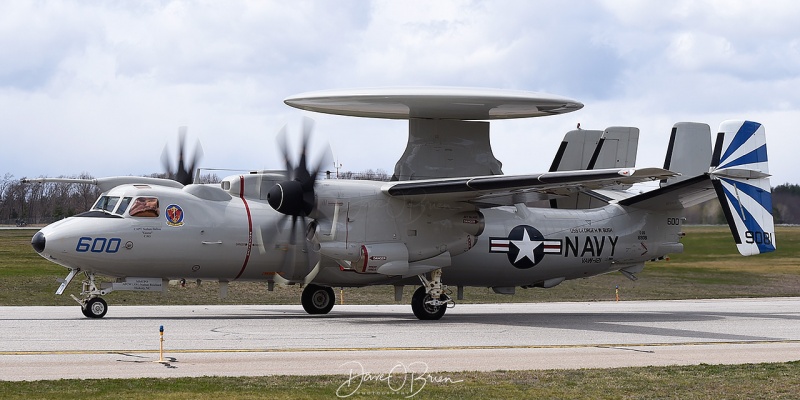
26, 87, 775, 320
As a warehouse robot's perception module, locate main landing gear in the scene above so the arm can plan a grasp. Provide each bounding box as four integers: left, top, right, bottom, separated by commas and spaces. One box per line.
298, 274, 453, 320
301, 284, 335, 314
411, 269, 454, 320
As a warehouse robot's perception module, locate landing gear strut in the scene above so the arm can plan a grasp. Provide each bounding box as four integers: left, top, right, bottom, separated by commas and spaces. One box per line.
66, 271, 112, 319
301, 284, 335, 315
412, 269, 453, 320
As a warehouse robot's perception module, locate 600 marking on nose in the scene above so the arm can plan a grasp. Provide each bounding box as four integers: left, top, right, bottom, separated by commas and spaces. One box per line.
76, 237, 122, 253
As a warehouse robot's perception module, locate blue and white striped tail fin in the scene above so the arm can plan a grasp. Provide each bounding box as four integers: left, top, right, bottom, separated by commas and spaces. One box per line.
711, 120, 776, 255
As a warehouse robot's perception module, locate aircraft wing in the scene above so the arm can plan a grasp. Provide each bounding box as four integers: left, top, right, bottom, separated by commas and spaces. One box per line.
22, 176, 184, 192
382, 167, 677, 206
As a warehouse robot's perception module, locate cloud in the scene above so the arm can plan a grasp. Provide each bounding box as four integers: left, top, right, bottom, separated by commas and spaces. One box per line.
341, 1, 626, 98
0, 2, 99, 90
0, 0, 797, 186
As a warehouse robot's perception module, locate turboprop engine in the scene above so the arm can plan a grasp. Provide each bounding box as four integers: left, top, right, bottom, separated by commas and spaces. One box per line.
316, 211, 484, 277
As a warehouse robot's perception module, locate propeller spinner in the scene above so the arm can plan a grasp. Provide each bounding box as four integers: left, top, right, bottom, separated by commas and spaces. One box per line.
267, 117, 329, 218
264, 117, 331, 283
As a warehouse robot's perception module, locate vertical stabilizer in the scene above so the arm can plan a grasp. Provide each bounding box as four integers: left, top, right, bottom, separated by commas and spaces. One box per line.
587, 127, 639, 170
619, 120, 776, 256
710, 120, 775, 255
548, 127, 639, 209
549, 129, 603, 172
549, 127, 639, 172
662, 122, 712, 186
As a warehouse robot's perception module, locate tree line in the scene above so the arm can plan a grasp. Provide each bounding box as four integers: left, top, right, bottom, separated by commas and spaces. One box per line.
1, 172, 798, 226
0, 170, 388, 226
1, 173, 100, 225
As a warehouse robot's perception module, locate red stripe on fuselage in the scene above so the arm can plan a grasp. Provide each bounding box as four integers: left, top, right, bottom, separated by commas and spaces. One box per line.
234, 175, 253, 280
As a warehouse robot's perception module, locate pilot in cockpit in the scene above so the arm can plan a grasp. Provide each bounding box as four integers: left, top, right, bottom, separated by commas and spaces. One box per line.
129, 197, 159, 217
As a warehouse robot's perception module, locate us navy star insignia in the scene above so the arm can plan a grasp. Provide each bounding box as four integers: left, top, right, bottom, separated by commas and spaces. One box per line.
489, 225, 563, 269
510, 229, 543, 263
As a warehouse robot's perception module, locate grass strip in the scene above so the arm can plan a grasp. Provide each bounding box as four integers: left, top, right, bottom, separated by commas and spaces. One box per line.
2, 362, 800, 399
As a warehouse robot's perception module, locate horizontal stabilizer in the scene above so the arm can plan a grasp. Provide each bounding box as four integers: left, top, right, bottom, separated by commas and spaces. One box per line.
618, 174, 716, 210
617, 124, 716, 210
384, 167, 676, 207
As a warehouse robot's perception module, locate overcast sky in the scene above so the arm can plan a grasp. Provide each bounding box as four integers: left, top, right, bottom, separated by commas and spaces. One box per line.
1, 0, 798, 186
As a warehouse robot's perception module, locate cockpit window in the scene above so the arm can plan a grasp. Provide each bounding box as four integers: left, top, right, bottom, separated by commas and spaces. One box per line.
92, 196, 120, 213
114, 197, 133, 215
129, 197, 159, 217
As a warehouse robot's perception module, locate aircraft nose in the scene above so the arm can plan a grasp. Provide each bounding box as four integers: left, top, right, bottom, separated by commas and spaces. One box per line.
31, 231, 46, 254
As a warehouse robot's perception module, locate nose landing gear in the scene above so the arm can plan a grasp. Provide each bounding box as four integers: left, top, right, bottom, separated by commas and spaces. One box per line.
81, 297, 108, 318
60, 270, 112, 319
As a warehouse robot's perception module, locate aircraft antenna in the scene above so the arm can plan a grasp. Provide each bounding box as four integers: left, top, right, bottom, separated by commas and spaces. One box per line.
334, 159, 342, 179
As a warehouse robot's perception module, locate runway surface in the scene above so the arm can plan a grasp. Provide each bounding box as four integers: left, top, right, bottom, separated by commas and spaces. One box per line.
2, 298, 800, 381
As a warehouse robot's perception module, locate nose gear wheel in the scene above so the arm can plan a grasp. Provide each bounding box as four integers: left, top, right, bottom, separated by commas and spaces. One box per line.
82, 297, 108, 318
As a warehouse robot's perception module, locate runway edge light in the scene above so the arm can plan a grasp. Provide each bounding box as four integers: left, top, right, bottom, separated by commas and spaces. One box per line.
155, 325, 166, 363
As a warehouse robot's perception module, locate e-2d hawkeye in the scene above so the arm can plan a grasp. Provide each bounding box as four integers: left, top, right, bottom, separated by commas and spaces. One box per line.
27, 87, 775, 320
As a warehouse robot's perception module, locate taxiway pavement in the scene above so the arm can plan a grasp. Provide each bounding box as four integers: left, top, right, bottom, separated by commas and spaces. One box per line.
2, 298, 800, 381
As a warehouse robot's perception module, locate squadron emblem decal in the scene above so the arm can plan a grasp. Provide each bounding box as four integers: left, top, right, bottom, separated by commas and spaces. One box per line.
489, 225, 562, 269
165, 204, 185, 227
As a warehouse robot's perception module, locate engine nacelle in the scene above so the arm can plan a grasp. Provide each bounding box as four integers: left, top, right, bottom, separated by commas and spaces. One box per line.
449, 211, 485, 236
318, 242, 410, 274
221, 172, 284, 199
318, 242, 362, 261
357, 243, 409, 274
319, 241, 452, 276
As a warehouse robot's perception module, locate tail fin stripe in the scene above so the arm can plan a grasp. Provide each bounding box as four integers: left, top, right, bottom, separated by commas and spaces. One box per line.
719, 182, 757, 228
719, 176, 772, 209
586, 138, 606, 170
719, 178, 773, 223
717, 144, 768, 170
711, 132, 725, 168
713, 180, 742, 244
549, 141, 568, 172
719, 184, 769, 249
720, 121, 761, 165
718, 177, 775, 253
663, 127, 678, 170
